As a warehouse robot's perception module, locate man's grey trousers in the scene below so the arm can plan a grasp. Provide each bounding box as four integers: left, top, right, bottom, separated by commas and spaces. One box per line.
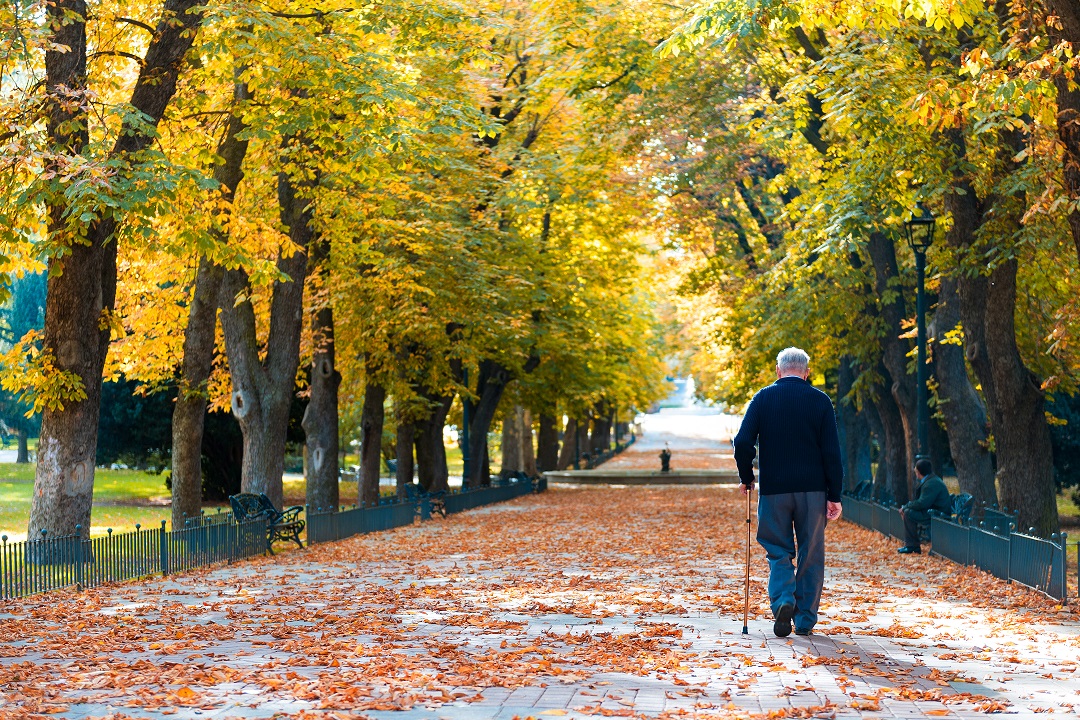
756, 491, 827, 632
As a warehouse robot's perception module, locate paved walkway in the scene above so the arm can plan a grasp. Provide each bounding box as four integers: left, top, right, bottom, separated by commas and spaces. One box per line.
607, 407, 740, 471
1, 485, 1077, 720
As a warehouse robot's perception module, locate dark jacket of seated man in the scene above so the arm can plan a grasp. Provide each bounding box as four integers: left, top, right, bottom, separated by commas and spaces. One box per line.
899, 459, 951, 553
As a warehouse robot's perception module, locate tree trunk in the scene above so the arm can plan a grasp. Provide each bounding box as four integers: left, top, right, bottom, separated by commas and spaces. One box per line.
1048, 0, 1080, 265
556, 417, 577, 470
865, 399, 889, 500
414, 393, 452, 493
836, 356, 872, 492
983, 260, 1058, 534
869, 374, 910, 505
482, 443, 491, 486
303, 302, 340, 513
590, 403, 611, 454
942, 126, 1057, 532
170, 88, 249, 529
464, 360, 512, 488
171, 258, 224, 527
15, 428, 28, 465
395, 412, 415, 495
302, 227, 339, 514
537, 413, 560, 472
30, 0, 205, 539
930, 276, 996, 505
577, 417, 590, 467
522, 409, 537, 477
500, 406, 524, 477
865, 232, 918, 493
359, 380, 385, 506
219, 167, 314, 510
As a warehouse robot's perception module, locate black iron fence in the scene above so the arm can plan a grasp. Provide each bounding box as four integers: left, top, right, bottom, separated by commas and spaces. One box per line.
307, 477, 540, 545
0, 517, 268, 601
842, 495, 1070, 602
2, 477, 545, 600
307, 500, 418, 544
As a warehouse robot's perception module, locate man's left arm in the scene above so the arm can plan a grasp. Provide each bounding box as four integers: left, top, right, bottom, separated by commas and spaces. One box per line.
820, 402, 844, 503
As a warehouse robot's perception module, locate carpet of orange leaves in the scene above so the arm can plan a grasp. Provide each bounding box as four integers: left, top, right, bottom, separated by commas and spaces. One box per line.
0, 486, 1076, 719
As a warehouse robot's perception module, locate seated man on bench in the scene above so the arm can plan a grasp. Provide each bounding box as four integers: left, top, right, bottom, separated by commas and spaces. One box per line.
898, 458, 951, 554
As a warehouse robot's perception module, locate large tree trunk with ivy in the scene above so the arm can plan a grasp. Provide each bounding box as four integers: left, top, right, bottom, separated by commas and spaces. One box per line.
358, 379, 385, 506
219, 169, 312, 511
537, 413, 560, 472
930, 277, 996, 506
30, 0, 205, 539
170, 94, 249, 529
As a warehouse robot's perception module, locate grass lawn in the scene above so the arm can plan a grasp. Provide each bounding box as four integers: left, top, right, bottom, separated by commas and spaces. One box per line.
0, 441, 471, 539
0, 463, 174, 540
0, 436, 37, 452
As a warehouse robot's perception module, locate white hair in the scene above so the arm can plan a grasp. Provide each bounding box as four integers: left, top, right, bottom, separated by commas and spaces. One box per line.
776, 347, 810, 374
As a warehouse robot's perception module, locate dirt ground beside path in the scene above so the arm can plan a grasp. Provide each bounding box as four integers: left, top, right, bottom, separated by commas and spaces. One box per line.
0, 486, 1077, 719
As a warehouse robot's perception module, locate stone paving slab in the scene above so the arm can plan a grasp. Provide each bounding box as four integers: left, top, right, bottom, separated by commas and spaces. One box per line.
0, 486, 1078, 720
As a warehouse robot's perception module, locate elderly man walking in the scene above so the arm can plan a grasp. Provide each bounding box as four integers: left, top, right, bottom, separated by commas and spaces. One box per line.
733, 348, 843, 637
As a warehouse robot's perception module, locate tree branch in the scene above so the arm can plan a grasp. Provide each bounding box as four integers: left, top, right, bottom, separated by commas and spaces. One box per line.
88, 50, 144, 67
116, 16, 156, 35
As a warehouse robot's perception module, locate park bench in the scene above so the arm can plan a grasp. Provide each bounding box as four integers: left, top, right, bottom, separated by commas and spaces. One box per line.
228, 493, 305, 553
979, 504, 1018, 535
922, 492, 974, 542
951, 493, 975, 524
401, 482, 447, 518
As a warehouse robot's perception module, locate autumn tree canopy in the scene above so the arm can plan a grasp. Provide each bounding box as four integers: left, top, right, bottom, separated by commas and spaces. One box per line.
1, 0, 1078, 535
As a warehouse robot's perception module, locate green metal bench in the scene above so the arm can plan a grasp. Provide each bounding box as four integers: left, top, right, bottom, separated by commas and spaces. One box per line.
229, 493, 304, 553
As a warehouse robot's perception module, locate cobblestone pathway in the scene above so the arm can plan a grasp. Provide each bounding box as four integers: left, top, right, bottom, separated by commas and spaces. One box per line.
1, 486, 1077, 720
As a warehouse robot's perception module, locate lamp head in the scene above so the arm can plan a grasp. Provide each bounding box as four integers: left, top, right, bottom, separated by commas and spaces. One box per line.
905, 201, 936, 252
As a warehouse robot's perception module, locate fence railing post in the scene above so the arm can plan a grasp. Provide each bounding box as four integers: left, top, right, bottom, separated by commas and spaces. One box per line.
1058, 532, 1068, 604
159, 520, 169, 576
74, 525, 85, 591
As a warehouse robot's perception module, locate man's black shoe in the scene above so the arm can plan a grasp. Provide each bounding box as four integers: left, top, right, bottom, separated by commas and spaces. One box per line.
795, 627, 812, 636
897, 546, 921, 554
773, 603, 794, 638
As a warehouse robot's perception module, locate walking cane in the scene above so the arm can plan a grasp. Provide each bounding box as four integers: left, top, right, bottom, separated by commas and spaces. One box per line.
742, 484, 751, 635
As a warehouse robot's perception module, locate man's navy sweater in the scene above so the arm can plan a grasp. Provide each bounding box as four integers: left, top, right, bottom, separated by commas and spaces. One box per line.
733, 376, 844, 502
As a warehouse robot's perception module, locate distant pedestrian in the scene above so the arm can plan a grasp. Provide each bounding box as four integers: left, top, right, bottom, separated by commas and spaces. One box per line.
659, 444, 672, 472
733, 347, 843, 637
897, 459, 951, 554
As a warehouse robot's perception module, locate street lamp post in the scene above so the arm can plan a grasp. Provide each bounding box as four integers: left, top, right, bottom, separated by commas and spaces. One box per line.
904, 202, 936, 461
